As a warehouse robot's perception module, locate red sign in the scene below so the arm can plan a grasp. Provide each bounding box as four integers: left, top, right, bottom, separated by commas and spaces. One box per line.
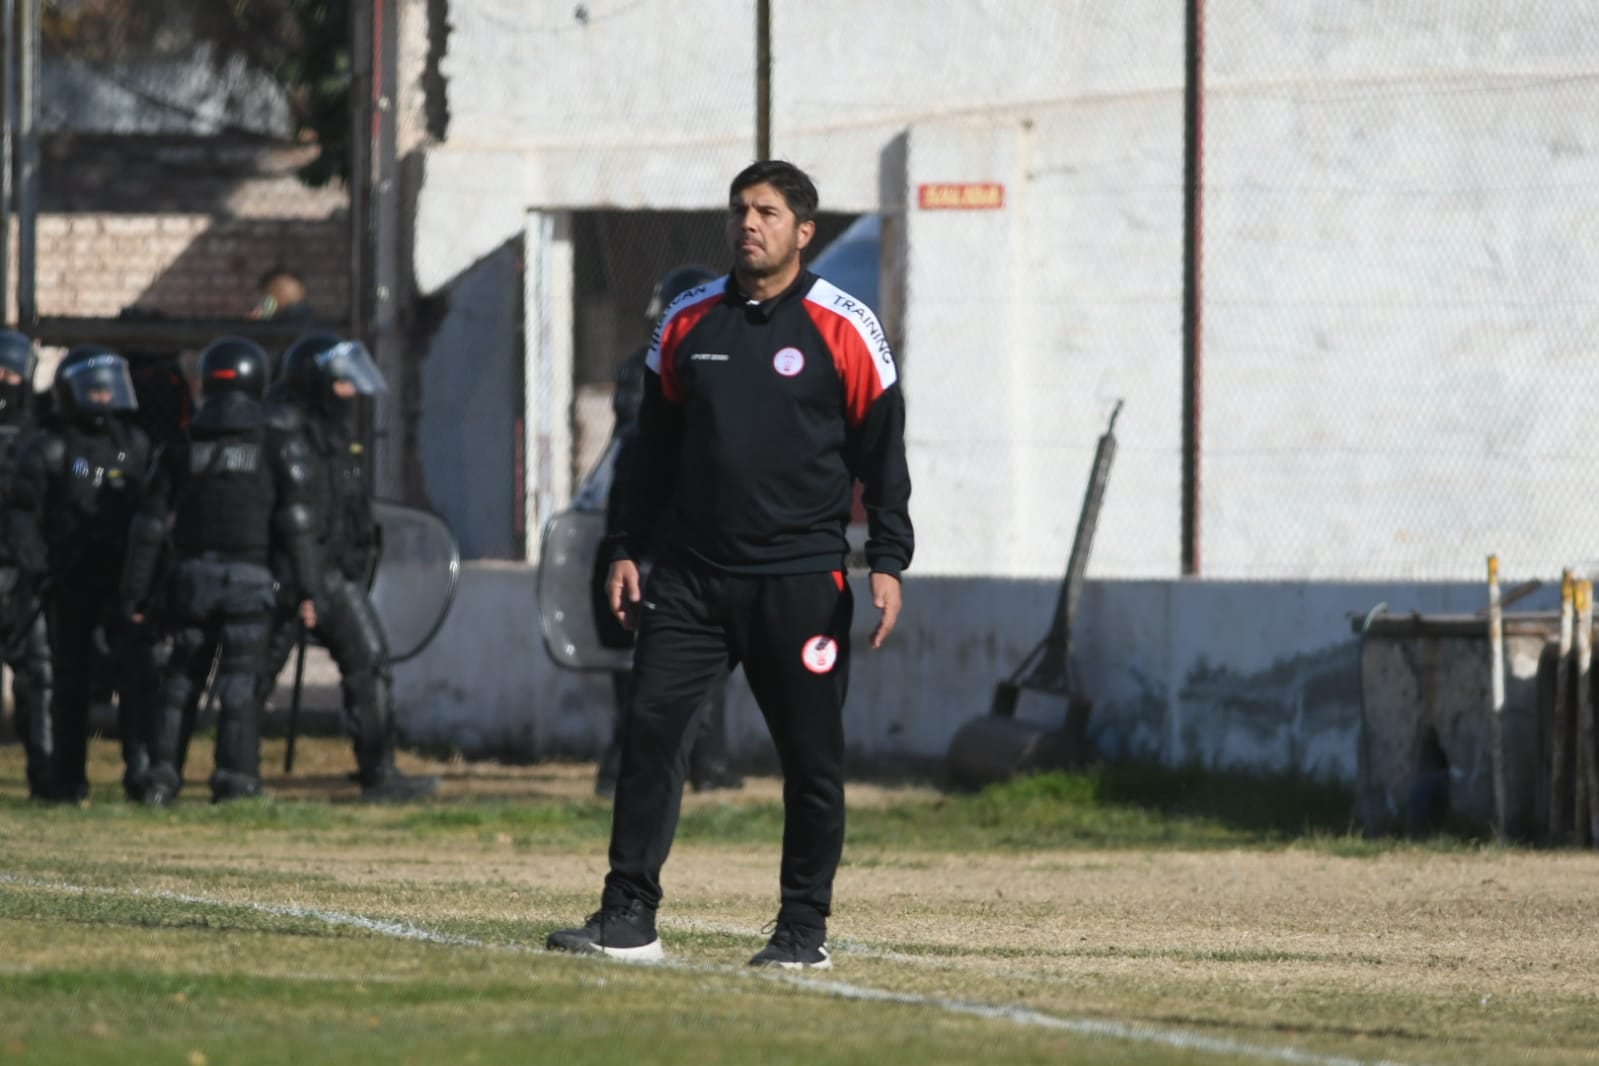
917, 182, 1005, 210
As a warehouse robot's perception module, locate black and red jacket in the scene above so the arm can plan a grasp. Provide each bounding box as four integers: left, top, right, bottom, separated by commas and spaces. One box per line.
610, 270, 913, 577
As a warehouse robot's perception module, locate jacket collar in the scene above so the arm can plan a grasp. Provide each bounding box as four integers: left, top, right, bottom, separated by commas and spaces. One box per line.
726, 269, 814, 321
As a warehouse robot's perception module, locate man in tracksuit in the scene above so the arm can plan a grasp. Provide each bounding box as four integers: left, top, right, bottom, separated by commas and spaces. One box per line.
547, 160, 914, 969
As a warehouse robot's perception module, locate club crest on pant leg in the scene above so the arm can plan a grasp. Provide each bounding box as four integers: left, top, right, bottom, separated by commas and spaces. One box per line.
801, 635, 838, 674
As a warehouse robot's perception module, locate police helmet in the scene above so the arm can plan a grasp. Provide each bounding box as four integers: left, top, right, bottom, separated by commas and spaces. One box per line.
280, 333, 387, 414
198, 336, 270, 402
0, 329, 36, 383
611, 348, 648, 425
644, 264, 717, 325
54, 346, 138, 419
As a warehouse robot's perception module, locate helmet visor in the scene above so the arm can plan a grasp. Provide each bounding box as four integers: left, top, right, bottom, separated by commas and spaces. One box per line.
315, 340, 387, 395
62, 355, 138, 413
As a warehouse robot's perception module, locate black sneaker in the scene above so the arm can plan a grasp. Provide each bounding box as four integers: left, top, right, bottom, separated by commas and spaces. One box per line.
748, 920, 831, 970
545, 899, 663, 961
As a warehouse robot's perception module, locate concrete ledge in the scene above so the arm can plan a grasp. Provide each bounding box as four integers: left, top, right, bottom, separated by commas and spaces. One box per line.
391, 563, 1544, 785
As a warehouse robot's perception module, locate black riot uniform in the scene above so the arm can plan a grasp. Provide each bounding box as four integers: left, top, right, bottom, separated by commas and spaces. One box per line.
262, 334, 436, 801
0, 330, 53, 797
8, 347, 158, 803
592, 265, 741, 798
121, 337, 325, 805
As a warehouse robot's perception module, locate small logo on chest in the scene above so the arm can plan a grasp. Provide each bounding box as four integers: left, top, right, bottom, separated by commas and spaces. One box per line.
772, 347, 805, 377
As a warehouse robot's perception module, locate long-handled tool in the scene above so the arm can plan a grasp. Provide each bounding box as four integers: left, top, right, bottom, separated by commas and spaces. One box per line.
945, 401, 1124, 790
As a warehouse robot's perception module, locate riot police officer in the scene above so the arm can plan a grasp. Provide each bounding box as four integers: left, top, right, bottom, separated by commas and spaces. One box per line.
264, 333, 436, 801
592, 265, 742, 798
0, 329, 53, 797
121, 337, 324, 806
8, 346, 157, 802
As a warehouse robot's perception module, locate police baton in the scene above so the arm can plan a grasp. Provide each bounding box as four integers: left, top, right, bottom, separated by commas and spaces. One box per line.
282, 622, 310, 773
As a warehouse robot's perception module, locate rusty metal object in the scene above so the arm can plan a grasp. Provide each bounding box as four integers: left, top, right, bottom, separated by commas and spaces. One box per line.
945, 402, 1122, 789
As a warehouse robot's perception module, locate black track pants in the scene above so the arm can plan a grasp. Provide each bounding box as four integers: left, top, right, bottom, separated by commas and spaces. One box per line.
603, 560, 852, 928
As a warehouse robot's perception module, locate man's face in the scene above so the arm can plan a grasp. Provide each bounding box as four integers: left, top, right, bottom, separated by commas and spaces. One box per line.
726, 182, 814, 278
331, 379, 358, 400
0, 369, 22, 387
85, 387, 114, 407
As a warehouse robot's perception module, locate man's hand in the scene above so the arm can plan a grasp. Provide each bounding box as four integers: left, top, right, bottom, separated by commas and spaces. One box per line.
608, 559, 643, 630
869, 571, 902, 649
299, 600, 317, 629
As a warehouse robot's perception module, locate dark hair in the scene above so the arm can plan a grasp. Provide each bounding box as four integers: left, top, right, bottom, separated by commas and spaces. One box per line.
729, 160, 818, 225
257, 264, 305, 290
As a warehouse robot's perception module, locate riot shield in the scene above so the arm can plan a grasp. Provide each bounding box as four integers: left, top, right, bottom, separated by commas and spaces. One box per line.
369, 500, 462, 663
538, 438, 632, 672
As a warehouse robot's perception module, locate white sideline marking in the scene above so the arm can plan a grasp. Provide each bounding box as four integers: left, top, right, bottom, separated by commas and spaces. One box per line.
0, 875, 1420, 1066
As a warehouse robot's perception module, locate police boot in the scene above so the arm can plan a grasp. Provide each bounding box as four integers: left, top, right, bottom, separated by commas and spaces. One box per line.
119, 701, 155, 803
36, 779, 89, 805
360, 764, 439, 802
357, 726, 440, 802
688, 683, 743, 793
354, 687, 437, 803
210, 770, 262, 804
210, 694, 263, 804
140, 764, 181, 809
13, 689, 54, 800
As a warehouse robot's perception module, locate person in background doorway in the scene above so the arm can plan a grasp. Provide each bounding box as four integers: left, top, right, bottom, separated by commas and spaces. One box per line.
591, 263, 743, 799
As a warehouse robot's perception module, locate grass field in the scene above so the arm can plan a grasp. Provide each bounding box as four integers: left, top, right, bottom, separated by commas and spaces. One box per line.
3, 736, 1598, 1065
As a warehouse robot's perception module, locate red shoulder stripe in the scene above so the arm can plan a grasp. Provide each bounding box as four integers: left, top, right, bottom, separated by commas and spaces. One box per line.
803, 277, 898, 426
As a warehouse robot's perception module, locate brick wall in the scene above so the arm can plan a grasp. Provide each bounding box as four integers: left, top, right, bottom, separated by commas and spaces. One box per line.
21, 213, 350, 323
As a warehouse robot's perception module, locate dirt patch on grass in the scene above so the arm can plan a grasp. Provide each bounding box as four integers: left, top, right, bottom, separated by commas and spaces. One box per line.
9, 738, 1599, 1063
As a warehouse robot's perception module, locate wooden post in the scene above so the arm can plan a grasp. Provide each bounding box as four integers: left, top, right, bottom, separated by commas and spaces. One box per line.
1550, 570, 1574, 842
1577, 580, 1597, 845
1486, 555, 1507, 843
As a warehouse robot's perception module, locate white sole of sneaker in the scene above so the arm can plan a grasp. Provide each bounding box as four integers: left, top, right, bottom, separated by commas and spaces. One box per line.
596, 939, 665, 962
751, 951, 832, 971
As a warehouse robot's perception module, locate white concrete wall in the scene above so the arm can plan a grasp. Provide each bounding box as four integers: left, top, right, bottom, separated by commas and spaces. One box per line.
414, 0, 1599, 580
1201, 2, 1599, 579
895, 100, 1187, 579
769, 1, 1182, 210
394, 1, 1599, 780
